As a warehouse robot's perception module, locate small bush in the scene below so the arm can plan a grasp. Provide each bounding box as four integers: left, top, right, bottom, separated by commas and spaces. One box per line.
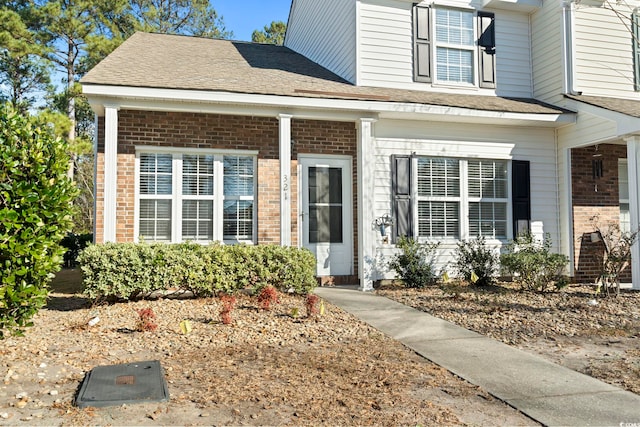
220, 295, 236, 325
257, 286, 280, 311
305, 294, 320, 318
0, 105, 77, 338
79, 242, 317, 301
135, 308, 158, 332
500, 233, 568, 292
452, 237, 499, 286
388, 236, 439, 288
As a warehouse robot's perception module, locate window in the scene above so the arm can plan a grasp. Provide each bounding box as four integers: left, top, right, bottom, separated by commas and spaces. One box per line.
137, 150, 255, 243
435, 9, 475, 84
413, 5, 496, 88
619, 159, 630, 233
393, 156, 514, 241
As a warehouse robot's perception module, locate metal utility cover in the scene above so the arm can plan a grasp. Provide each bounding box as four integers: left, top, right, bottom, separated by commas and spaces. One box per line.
75, 360, 169, 408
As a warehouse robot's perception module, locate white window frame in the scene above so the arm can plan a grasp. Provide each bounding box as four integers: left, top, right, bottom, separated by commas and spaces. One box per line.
433, 7, 477, 87
619, 159, 631, 233
413, 156, 512, 243
134, 146, 258, 245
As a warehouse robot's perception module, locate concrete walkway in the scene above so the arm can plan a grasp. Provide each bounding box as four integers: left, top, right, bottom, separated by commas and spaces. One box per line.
314, 286, 640, 427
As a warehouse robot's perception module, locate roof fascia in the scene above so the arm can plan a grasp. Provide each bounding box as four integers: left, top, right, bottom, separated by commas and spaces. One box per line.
82, 84, 575, 127
564, 98, 640, 136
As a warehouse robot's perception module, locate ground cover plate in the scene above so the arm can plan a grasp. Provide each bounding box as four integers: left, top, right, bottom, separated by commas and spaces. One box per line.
75, 360, 169, 408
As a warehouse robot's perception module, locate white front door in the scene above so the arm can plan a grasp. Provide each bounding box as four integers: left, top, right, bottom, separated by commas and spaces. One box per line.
300, 156, 353, 276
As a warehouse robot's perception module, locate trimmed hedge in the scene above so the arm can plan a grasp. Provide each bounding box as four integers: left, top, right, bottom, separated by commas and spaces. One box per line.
78, 242, 317, 301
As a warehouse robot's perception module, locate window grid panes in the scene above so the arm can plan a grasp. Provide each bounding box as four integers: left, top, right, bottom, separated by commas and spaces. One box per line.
139, 153, 173, 242
619, 160, 630, 233
468, 160, 508, 239
223, 156, 255, 241
137, 152, 255, 243
417, 157, 461, 238
435, 9, 475, 84
416, 157, 509, 240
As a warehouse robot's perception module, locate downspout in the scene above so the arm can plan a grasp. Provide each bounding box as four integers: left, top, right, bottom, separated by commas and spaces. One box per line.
562, 1, 579, 95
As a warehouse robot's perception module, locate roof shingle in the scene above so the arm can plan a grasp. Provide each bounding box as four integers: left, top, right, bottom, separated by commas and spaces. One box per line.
82, 32, 569, 115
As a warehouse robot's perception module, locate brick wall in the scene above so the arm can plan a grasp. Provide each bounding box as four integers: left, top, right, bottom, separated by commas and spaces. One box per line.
571, 144, 631, 283
95, 111, 358, 276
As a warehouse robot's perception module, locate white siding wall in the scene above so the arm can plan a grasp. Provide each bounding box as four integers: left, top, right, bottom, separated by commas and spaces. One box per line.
372, 119, 559, 279
284, 0, 357, 83
357, 0, 533, 96
531, 0, 565, 104
494, 10, 534, 98
574, 4, 640, 99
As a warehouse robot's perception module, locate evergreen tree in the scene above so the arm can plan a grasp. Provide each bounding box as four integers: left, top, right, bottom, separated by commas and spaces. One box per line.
252, 20, 286, 45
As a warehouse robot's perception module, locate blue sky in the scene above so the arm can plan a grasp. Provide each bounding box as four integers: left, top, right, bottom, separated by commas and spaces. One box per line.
214, 0, 292, 42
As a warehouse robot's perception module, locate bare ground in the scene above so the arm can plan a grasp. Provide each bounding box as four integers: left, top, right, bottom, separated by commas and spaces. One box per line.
0, 270, 536, 426
377, 281, 640, 396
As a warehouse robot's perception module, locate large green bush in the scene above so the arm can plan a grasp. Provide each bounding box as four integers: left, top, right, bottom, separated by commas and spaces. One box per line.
0, 104, 77, 338
388, 236, 439, 288
500, 233, 568, 292
79, 242, 317, 301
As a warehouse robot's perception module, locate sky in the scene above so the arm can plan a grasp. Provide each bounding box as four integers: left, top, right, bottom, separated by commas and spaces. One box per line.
214, 0, 292, 42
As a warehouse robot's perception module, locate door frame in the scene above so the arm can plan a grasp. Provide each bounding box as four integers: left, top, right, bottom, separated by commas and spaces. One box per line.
298, 154, 354, 276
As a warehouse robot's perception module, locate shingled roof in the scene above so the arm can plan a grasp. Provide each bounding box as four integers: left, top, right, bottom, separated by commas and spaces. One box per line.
565, 94, 640, 119
82, 32, 569, 115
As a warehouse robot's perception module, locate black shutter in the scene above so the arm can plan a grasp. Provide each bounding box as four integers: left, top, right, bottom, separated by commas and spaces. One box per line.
413, 5, 432, 83
633, 9, 640, 91
512, 160, 531, 237
478, 12, 496, 89
392, 155, 414, 241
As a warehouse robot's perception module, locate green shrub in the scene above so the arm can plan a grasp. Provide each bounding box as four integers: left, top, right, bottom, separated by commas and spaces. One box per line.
0, 104, 77, 338
500, 233, 568, 292
388, 236, 439, 288
452, 237, 499, 286
79, 242, 317, 301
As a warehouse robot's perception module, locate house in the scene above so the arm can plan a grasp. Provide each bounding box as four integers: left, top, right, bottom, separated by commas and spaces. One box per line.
81, 0, 640, 290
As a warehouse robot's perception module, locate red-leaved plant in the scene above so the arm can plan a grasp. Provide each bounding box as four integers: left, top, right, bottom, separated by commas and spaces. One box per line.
220, 295, 236, 325
305, 294, 320, 318
257, 286, 280, 311
136, 308, 158, 332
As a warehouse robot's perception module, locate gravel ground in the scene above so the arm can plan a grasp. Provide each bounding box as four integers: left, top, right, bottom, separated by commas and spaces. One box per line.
377, 281, 640, 395
0, 270, 536, 426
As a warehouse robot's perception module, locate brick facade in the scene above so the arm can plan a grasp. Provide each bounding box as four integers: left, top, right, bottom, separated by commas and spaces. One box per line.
95, 111, 358, 278
571, 144, 631, 283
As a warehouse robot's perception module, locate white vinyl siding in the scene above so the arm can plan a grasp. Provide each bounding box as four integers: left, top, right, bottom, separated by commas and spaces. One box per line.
494, 10, 533, 98
284, 0, 357, 83
573, 5, 640, 98
531, 0, 565, 104
358, 0, 532, 96
373, 120, 559, 278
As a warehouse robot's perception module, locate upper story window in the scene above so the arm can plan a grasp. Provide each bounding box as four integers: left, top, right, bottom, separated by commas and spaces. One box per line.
435, 9, 475, 84
137, 150, 256, 244
413, 5, 496, 88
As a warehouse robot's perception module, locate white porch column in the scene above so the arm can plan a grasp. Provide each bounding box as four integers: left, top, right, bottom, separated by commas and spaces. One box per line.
278, 114, 292, 246
357, 118, 377, 291
626, 136, 640, 289
103, 105, 119, 243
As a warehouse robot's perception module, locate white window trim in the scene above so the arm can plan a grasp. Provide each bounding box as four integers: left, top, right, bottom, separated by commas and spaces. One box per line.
432, 7, 478, 87
134, 147, 258, 245
413, 156, 512, 244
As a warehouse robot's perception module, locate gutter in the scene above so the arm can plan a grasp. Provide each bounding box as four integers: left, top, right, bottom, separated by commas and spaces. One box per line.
562, 1, 580, 96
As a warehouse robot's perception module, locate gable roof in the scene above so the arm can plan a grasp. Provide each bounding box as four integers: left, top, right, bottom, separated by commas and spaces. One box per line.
82, 32, 569, 115
565, 94, 640, 119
